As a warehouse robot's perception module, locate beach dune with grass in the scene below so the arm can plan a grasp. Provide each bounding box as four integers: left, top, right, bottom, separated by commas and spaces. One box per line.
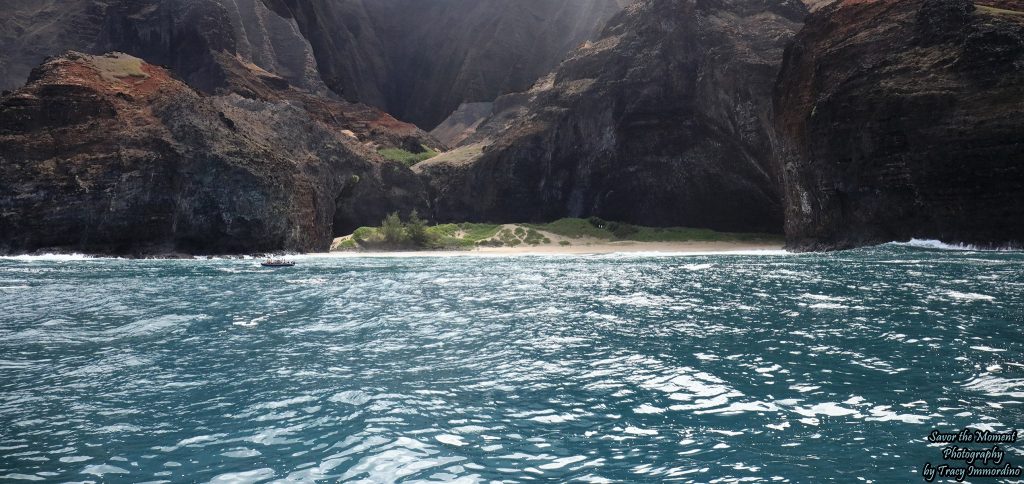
331, 216, 784, 254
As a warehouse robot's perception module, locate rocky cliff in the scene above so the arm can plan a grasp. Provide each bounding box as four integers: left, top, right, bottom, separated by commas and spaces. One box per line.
3, 0, 624, 130
0, 0, 323, 95
261, 0, 624, 129
416, 0, 807, 233
0, 52, 426, 255
775, 0, 1024, 250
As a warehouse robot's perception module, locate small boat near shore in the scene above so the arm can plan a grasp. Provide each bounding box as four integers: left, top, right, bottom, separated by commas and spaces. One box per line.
261, 259, 296, 268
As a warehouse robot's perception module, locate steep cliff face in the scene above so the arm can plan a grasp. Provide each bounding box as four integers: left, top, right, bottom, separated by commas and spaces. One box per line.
0, 0, 324, 95
261, 0, 624, 129
0, 53, 426, 255
0, 0, 441, 150
416, 0, 807, 233
775, 0, 1024, 250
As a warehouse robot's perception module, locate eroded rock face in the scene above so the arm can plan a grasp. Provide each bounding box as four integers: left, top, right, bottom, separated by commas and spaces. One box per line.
261, 0, 624, 129
416, 0, 807, 233
0, 0, 321, 95
775, 0, 1024, 250
0, 53, 426, 255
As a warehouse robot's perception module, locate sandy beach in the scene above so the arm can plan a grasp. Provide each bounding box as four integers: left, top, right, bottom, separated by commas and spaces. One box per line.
471, 240, 783, 254
327, 240, 785, 257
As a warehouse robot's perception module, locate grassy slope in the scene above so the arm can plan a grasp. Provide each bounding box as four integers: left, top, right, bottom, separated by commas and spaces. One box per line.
333, 218, 781, 251
378, 146, 440, 167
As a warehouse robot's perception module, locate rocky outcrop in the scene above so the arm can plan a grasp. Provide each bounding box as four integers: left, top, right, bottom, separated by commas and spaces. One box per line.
0, 52, 426, 255
0, 0, 322, 95
3, 0, 624, 130
416, 0, 807, 233
775, 0, 1024, 250
261, 0, 624, 128
0, 0, 443, 153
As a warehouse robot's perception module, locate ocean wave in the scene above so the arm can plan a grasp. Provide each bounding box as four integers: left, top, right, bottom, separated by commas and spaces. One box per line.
0, 253, 98, 261
891, 239, 1020, 252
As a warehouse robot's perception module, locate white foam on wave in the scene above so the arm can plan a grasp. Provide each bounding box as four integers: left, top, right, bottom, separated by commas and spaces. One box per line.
946, 291, 996, 302
0, 253, 97, 261
892, 239, 1020, 252
971, 345, 1006, 353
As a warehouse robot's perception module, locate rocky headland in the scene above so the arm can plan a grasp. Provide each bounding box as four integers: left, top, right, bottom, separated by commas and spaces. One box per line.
0, 52, 427, 255
775, 0, 1024, 250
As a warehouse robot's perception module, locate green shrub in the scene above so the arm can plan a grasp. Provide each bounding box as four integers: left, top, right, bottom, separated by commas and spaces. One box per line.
380, 212, 407, 245
406, 210, 429, 247
529, 218, 613, 239
459, 223, 502, 242
378, 146, 440, 167
559, 240, 571, 246
497, 228, 522, 246
477, 239, 504, 247
352, 226, 379, 243
523, 228, 547, 245
335, 238, 357, 250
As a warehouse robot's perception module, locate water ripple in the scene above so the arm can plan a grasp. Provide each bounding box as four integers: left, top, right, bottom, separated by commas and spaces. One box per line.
0, 245, 1022, 481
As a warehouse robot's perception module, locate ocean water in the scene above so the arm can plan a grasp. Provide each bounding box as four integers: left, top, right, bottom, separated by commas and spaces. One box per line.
0, 244, 1021, 483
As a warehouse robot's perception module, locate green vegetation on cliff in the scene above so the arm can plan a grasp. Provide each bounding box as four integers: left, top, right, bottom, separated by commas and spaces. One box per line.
530, 217, 781, 243
378, 146, 439, 167
332, 216, 780, 251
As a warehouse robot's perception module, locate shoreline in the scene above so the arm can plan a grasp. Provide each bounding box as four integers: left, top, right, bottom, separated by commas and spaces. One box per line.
4, 238, 1017, 261
0, 241, 787, 261
336, 240, 787, 256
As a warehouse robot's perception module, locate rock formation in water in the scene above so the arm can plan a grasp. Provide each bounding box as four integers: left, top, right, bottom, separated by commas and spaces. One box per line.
775, 0, 1024, 250
0, 52, 428, 255
416, 0, 807, 233
261, 0, 624, 128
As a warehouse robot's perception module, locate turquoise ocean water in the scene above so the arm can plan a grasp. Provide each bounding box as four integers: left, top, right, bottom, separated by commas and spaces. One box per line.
0, 243, 1021, 482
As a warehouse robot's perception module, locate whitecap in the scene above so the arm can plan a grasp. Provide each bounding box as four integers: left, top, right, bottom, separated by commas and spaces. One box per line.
808, 302, 847, 309
1, 253, 96, 261
894, 239, 1023, 251
682, 263, 714, 271
947, 291, 995, 302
